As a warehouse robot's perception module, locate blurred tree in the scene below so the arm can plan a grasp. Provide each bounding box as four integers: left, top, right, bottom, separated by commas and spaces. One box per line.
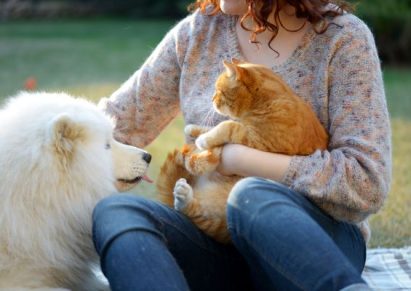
81, 0, 193, 18
354, 0, 411, 65
1, 0, 410, 64
0, 0, 193, 19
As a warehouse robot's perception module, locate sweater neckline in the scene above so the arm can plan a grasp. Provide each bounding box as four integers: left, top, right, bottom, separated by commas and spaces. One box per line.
227, 15, 316, 73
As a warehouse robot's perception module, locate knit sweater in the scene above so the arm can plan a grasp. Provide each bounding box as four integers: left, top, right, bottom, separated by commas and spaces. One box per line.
99, 9, 392, 242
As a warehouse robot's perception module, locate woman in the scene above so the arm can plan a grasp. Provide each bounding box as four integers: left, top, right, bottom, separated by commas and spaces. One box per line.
92, 0, 391, 290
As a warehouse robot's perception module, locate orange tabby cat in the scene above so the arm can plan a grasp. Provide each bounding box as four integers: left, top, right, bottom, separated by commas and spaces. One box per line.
157, 59, 328, 243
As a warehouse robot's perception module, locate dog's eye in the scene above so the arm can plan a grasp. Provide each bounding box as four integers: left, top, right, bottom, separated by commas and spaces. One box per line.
105, 143, 111, 150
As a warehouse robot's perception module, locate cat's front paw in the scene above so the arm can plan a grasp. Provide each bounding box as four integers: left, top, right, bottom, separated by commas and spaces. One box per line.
195, 134, 211, 150
185, 124, 211, 138
173, 178, 193, 211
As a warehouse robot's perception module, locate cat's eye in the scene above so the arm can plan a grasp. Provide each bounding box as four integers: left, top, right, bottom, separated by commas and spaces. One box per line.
105, 143, 111, 150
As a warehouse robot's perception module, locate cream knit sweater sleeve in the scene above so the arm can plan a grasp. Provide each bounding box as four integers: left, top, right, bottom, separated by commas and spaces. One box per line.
99, 18, 192, 147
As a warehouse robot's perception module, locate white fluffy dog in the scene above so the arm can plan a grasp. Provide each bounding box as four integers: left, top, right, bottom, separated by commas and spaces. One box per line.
0, 92, 151, 290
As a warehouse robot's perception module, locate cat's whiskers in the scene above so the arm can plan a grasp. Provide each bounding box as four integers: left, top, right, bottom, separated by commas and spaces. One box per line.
208, 109, 219, 127
198, 107, 211, 127
200, 106, 215, 128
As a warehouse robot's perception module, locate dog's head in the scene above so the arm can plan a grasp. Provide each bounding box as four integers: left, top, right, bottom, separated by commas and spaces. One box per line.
0, 92, 151, 202
44, 93, 153, 193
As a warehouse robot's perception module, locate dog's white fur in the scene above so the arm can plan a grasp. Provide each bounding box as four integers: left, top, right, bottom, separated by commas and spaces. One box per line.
0, 92, 150, 290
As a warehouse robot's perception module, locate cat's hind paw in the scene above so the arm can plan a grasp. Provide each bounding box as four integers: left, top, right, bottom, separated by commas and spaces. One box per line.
185, 148, 221, 175
173, 178, 193, 211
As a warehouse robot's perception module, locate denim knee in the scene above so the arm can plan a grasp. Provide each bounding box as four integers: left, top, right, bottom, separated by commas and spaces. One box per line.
227, 178, 299, 236
227, 177, 292, 210
228, 177, 263, 207
92, 194, 164, 258
92, 193, 150, 228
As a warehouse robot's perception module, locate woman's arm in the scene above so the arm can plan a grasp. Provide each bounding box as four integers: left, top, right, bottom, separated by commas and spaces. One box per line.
99, 17, 192, 148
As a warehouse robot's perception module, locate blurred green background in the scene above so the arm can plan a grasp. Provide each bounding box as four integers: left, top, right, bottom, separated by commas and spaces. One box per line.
0, 0, 410, 248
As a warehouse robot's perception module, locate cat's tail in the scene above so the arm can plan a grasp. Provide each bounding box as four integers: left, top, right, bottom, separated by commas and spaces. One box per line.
156, 146, 193, 207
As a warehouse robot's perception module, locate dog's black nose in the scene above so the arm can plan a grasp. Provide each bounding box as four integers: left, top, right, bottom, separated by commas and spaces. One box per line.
143, 152, 152, 164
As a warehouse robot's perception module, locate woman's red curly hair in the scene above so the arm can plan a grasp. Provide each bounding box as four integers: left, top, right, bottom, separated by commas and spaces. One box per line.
189, 0, 353, 52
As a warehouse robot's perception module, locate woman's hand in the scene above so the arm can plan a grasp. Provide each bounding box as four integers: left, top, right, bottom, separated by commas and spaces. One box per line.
217, 144, 293, 182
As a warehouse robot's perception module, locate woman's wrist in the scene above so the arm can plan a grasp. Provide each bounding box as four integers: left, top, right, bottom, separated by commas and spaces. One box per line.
218, 144, 293, 181
217, 144, 246, 176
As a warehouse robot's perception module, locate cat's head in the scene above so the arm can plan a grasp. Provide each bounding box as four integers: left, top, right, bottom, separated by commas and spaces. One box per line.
212, 59, 290, 119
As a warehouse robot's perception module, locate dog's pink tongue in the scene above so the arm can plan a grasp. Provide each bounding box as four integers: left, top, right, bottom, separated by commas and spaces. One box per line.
142, 175, 153, 183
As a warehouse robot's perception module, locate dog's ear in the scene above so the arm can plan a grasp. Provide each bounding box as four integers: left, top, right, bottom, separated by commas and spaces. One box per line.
49, 113, 84, 158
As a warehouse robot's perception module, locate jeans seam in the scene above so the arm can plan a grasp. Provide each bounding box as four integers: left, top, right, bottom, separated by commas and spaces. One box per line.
99, 226, 165, 275
154, 209, 224, 255
349, 224, 367, 267
300, 196, 339, 226
229, 221, 364, 291
311, 266, 364, 290
230, 226, 306, 291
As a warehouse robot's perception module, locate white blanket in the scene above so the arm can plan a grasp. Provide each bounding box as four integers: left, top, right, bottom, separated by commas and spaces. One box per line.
362, 247, 411, 290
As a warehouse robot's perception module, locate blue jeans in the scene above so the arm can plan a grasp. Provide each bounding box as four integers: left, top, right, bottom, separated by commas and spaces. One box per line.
92, 177, 366, 291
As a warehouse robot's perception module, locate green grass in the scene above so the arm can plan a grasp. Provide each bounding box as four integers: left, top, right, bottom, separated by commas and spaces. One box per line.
369, 118, 411, 248
382, 67, 411, 120
0, 19, 177, 99
0, 19, 410, 248
366, 67, 411, 248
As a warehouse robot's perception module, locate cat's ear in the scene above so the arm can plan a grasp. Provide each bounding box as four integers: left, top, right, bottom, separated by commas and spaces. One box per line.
223, 60, 246, 81
223, 60, 237, 78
